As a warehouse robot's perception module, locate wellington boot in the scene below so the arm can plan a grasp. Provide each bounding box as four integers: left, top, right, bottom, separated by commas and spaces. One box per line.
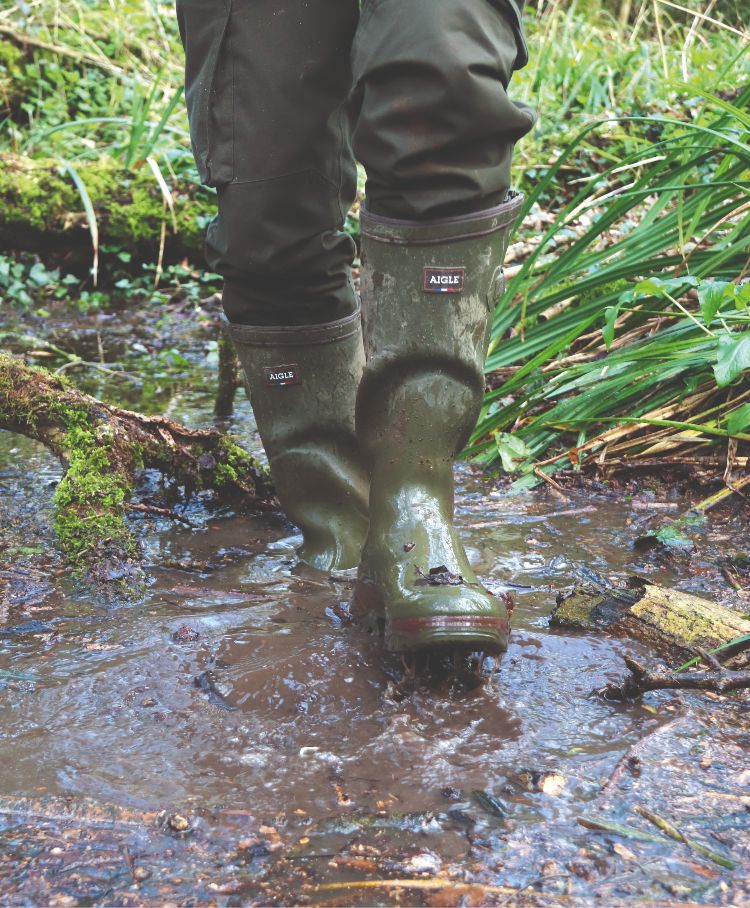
355, 194, 523, 654
224, 309, 369, 572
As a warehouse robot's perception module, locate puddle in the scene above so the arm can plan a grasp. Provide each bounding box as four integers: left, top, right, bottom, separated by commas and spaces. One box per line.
1, 303, 748, 904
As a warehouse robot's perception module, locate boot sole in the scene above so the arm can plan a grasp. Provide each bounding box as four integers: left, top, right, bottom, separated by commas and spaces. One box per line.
387, 615, 509, 655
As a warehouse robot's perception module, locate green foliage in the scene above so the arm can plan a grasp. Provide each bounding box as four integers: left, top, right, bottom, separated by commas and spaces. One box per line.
714, 333, 750, 388
1, 0, 189, 166
0, 249, 220, 313
471, 17, 750, 478
675, 631, 750, 673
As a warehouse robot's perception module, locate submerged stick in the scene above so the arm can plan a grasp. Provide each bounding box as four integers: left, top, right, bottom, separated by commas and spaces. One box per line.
312, 878, 570, 903
577, 815, 671, 845
598, 715, 686, 803
635, 805, 737, 870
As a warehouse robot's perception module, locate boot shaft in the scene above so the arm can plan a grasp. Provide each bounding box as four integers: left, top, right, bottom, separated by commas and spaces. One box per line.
353, 196, 523, 654
224, 310, 369, 571
226, 310, 365, 455
357, 193, 524, 464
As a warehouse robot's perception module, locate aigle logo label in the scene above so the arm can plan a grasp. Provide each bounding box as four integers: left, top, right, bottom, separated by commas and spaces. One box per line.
423, 267, 465, 294
264, 364, 301, 387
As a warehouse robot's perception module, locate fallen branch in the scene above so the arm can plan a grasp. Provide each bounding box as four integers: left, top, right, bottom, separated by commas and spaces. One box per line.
600, 653, 750, 701
0, 353, 273, 588
0, 153, 211, 272
552, 575, 749, 661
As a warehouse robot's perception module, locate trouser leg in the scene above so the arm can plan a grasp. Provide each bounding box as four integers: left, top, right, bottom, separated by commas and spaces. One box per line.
177, 0, 360, 325
351, 0, 535, 219
177, 0, 369, 571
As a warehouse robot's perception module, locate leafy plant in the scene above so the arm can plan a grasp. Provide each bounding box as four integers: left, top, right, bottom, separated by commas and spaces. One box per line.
470, 56, 750, 482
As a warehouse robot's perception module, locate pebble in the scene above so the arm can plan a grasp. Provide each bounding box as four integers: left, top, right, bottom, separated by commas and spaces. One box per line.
172, 625, 200, 644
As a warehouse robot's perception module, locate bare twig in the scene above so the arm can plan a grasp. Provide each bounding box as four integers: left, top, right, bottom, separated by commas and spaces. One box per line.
635, 805, 737, 869
127, 502, 198, 528
599, 715, 686, 803
600, 654, 750, 701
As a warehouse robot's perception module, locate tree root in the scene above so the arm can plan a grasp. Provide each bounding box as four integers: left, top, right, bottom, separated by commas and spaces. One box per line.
0, 353, 274, 590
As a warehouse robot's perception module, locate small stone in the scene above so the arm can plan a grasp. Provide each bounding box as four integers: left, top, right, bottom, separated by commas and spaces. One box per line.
237, 837, 260, 851
209, 881, 242, 894
133, 866, 150, 882
172, 625, 200, 644
613, 843, 637, 862
569, 860, 595, 881
167, 814, 190, 833
141, 698, 157, 708
402, 851, 441, 874
540, 773, 565, 796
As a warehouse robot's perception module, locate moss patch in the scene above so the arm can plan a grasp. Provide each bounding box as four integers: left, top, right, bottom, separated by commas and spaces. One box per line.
213, 436, 273, 498
0, 352, 64, 428
48, 401, 137, 563
0, 153, 212, 259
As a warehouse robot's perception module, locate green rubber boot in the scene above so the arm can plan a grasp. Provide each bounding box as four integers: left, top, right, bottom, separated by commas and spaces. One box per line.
224, 309, 369, 572
355, 193, 523, 653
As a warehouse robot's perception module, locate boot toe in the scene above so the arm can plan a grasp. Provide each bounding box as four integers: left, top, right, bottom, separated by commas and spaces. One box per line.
385, 585, 510, 654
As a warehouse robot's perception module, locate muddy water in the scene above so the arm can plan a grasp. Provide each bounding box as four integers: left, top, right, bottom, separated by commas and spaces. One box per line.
1, 307, 749, 905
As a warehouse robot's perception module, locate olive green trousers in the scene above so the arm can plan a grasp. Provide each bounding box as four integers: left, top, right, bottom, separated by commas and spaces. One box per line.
177, 0, 534, 325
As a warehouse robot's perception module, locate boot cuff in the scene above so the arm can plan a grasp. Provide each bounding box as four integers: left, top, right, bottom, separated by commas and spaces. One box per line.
360, 191, 524, 245
222, 306, 361, 347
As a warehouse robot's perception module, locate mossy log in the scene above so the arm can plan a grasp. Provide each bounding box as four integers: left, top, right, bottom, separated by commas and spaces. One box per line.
0, 353, 273, 588
0, 153, 213, 271
552, 577, 749, 662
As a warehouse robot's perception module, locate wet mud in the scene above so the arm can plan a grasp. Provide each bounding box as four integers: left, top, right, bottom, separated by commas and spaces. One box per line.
1, 303, 749, 905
